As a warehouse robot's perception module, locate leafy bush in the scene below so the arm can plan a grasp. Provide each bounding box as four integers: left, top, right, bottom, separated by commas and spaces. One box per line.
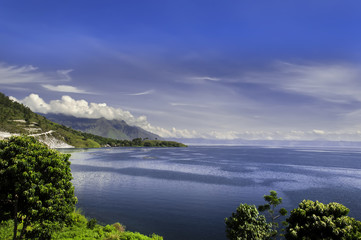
113, 222, 126, 232
225, 204, 271, 240
87, 218, 98, 230
285, 200, 361, 240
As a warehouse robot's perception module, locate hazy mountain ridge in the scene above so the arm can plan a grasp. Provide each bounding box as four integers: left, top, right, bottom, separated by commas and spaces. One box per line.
42, 114, 161, 141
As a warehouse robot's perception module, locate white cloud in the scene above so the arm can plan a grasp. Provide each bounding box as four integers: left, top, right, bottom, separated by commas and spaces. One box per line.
206, 130, 239, 140
14, 94, 201, 139
12, 94, 51, 113
17, 94, 145, 124
142, 126, 201, 139
313, 129, 325, 135
42, 84, 90, 94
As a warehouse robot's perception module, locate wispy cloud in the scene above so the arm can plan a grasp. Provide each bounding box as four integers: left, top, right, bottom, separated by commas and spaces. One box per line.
127, 89, 154, 96
1, 86, 32, 91
170, 102, 208, 108
0, 63, 95, 94
42, 84, 91, 94
190, 76, 221, 82
0, 63, 43, 84
244, 61, 361, 103
56, 69, 73, 81
0, 63, 71, 84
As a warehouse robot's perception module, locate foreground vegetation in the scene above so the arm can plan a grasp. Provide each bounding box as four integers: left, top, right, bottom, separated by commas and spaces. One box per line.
225, 190, 361, 240
0, 210, 162, 240
0, 92, 186, 148
0, 136, 162, 239
5, 135, 360, 239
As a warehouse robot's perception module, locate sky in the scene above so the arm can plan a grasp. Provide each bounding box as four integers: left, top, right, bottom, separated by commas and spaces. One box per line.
1, 0, 361, 141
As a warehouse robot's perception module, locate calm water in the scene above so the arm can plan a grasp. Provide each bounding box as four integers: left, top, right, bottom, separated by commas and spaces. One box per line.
64, 146, 361, 240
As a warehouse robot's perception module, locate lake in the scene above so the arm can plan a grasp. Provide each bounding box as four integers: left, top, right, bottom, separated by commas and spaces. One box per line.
64, 146, 361, 240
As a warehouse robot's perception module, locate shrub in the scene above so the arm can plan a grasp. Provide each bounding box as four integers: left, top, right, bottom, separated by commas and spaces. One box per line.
285, 200, 361, 240
87, 218, 97, 230
225, 203, 271, 240
113, 222, 126, 232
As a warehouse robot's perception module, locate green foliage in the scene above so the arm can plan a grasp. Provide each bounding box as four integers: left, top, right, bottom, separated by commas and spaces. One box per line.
285, 200, 361, 240
0, 136, 77, 239
0, 220, 13, 240
225, 203, 271, 240
132, 138, 143, 146
113, 222, 126, 233
1, 211, 163, 240
87, 218, 98, 229
0, 211, 163, 240
117, 232, 163, 240
258, 190, 288, 239
226, 191, 361, 240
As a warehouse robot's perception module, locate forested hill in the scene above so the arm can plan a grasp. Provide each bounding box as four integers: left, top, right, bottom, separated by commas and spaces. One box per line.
0, 92, 186, 148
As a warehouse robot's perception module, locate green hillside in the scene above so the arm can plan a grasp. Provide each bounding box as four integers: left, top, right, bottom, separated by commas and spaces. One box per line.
0, 92, 186, 148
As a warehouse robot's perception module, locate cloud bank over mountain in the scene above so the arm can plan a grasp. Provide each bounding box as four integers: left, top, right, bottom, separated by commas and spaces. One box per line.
11, 93, 361, 141
12, 94, 148, 126
11, 94, 199, 139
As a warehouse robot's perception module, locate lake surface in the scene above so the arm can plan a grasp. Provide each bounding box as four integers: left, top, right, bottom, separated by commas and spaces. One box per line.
64, 146, 361, 240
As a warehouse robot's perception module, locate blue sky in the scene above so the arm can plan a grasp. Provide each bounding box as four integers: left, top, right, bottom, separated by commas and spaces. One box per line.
1, 0, 361, 140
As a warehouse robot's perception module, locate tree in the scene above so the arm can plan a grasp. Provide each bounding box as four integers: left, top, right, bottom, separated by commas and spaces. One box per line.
0, 136, 77, 239
132, 138, 143, 146
225, 203, 271, 240
258, 190, 288, 239
226, 191, 361, 240
285, 200, 361, 240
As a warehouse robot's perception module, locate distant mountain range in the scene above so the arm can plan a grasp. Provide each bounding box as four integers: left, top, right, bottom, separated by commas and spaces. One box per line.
42, 114, 161, 141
